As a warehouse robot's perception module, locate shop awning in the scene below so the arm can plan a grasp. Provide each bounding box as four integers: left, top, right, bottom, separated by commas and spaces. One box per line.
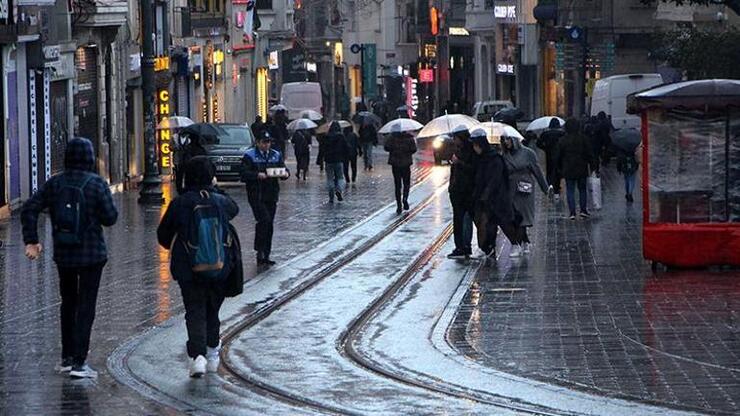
627, 79, 740, 113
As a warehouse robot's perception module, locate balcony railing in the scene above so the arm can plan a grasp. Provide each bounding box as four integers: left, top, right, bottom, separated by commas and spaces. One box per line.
72, 0, 128, 27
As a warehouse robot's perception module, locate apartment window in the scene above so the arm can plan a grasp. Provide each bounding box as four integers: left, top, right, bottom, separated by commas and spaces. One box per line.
257, 0, 273, 9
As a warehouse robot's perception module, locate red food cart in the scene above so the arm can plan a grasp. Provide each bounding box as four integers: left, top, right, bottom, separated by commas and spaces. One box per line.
626, 79, 740, 268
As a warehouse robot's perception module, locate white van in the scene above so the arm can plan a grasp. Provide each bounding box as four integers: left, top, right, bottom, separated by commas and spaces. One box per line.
280, 82, 323, 120
471, 100, 514, 122
590, 74, 664, 129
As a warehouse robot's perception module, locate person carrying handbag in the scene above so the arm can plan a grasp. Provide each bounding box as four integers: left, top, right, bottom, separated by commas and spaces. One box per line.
501, 134, 552, 257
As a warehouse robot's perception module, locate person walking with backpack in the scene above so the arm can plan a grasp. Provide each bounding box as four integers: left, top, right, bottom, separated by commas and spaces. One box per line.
359, 123, 378, 171
157, 156, 239, 378
291, 128, 312, 181
242, 131, 290, 265
384, 127, 418, 214
615, 142, 641, 203
321, 122, 349, 203
21, 137, 119, 379
557, 118, 594, 220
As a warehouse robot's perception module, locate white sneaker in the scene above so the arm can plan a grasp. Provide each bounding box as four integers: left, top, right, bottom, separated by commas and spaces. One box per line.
522, 243, 531, 254
190, 355, 207, 378
509, 245, 522, 258
206, 343, 221, 373
55, 358, 74, 373
69, 364, 98, 379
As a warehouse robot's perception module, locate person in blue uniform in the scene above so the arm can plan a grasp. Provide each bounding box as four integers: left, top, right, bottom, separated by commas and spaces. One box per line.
241, 131, 289, 265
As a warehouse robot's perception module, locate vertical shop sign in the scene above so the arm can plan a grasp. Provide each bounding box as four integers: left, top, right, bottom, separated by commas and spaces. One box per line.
29, 71, 38, 193
157, 88, 172, 168
43, 70, 51, 181
362, 44, 377, 99
405, 77, 418, 118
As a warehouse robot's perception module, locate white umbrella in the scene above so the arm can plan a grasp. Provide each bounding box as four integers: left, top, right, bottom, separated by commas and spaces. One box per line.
526, 116, 565, 132
378, 118, 424, 134
417, 114, 480, 139
156, 116, 194, 130
480, 121, 524, 144
298, 110, 323, 121
316, 120, 351, 135
269, 104, 287, 113
287, 118, 319, 132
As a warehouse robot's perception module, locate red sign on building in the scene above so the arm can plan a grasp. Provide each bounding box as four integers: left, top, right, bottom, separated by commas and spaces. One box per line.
419, 69, 434, 83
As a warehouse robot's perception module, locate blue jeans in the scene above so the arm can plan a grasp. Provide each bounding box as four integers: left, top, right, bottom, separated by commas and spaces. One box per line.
566, 178, 588, 216
362, 142, 374, 169
325, 162, 346, 198
624, 172, 637, 196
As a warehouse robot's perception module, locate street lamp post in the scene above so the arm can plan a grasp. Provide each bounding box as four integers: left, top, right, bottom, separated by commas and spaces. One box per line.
138, 0, 164, 204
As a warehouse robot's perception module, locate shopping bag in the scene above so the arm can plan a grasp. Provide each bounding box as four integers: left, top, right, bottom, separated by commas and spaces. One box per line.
588, 173, 603, 210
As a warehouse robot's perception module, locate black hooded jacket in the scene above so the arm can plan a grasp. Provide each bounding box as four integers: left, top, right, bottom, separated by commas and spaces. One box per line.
321, 123, 349, 164
449, 139, 476, 203
473, 146, 514, 225
21, 137, 119, 267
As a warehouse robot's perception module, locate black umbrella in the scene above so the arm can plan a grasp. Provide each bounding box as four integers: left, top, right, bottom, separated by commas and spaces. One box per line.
611, 128, 641, 153
352, 111, 382, 127
181, 123, 224, 144
493, 107, 523, 122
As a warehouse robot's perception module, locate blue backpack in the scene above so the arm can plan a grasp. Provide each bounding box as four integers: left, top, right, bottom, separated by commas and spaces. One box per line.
53, 174, 94, 246
186, 191, 230, 280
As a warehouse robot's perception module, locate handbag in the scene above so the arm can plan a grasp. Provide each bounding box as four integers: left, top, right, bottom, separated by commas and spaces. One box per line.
517, 181, 533, 194
588, 173, 603, 210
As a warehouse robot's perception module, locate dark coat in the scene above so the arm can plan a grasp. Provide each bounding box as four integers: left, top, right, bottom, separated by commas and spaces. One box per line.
449, 140, 476, 206
157, 187, 239, 283
321, 124, 349, 164
21, 138, 118, 267
241, 147, 288, 202
344, 131, 361, 159
473, 148, 514, 225
269, 121, 289, 155
359, 124, 378, 145
384, 134, 418, 167
557, 133, 594, 180
291, 130, 311, 156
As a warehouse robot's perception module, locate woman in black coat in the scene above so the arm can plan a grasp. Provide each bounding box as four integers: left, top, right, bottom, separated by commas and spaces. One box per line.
384, 130, 417, 213
291, 129, 312, 180
343, 126, 361, 184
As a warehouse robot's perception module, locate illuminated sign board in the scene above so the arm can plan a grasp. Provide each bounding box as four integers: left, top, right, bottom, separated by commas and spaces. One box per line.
497, 64, 515, 74
268, 50, 279, 69
405, 77, 418, 118
157, 89, 172, 168
494, 4, 517, 20
448, 27, 470, 36
419, 69, 434, 83
154, 56, 170, 72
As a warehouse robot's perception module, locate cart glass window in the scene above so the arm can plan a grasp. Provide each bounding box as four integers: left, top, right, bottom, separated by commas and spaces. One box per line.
730, 110, 740, 221
647, 110, 728, 223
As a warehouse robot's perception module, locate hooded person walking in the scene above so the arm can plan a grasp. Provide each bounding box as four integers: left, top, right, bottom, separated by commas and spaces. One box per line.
447, 125, 476, 259
501, 134, 551, 257
557, 118, 594, 220
291, 128, 312, 181
321, 122, 349, 203
21, 137, 119, 379
384, 126, 418, 214
157, 156, 239, 378
343, 125, 361, 185
536, 118, 565, 199
469, 129, 515, 260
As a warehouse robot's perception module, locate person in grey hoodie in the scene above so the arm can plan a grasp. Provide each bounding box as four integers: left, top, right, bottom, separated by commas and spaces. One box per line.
501, 133, 551, 257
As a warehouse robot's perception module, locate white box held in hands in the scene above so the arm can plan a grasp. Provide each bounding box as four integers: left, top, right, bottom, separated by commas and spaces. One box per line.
266, 167, 288, 178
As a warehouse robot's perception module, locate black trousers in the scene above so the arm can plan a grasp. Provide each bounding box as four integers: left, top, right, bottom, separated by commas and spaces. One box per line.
545, 153, 560, 195
250, 199, 277, 257
57, 262, 105, 365
178, 279, 225, 358
474, 210, 519, 254
392, 166, 411, 206
343, 156, 358, 183
451, 198, 474, 252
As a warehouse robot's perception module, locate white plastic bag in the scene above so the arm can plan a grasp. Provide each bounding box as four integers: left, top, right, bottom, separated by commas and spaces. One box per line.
588, 173, 603, 210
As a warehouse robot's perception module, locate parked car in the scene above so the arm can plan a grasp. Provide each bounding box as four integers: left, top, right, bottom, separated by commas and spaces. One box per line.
280, 82, 323, 120
182, 123, 254, 182
471, 100, 514, 122
432, 135, 455, 165
590, 73, 664, 129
